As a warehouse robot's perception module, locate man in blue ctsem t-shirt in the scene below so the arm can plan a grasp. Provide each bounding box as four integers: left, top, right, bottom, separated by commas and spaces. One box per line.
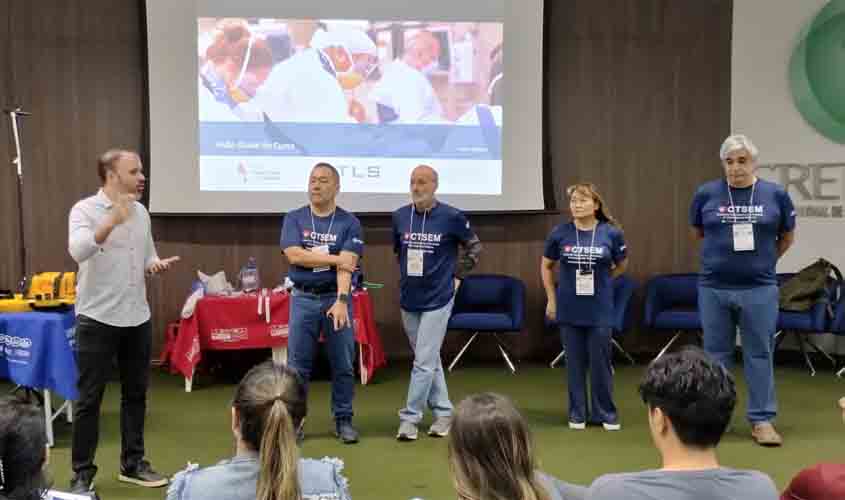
280, 162, 364, 444
689, 135, 796, 447
392, 165, 482, 441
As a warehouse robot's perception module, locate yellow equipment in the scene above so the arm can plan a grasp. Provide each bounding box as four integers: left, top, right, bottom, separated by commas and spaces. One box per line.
0, 293, 33, 313
26, 272, 76, 309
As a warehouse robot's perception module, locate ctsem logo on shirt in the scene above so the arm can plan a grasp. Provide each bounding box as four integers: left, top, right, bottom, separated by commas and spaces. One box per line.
404, 232, 442, 242
718, 206, 764, 214
790, 0, 845, 144
563, 245, 604, 255
303, 230, 338, 243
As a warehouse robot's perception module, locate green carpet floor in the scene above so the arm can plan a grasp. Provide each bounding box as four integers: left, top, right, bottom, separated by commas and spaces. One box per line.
25, 361, 845, 499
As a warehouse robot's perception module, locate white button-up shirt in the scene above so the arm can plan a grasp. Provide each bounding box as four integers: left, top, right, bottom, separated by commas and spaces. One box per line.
68, 189, 159, 327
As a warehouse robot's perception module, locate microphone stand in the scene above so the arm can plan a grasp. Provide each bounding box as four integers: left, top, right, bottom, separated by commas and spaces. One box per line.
4, 107, 31, 294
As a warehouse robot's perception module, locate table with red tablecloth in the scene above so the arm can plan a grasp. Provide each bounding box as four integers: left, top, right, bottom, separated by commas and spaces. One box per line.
166, 290, 386, 391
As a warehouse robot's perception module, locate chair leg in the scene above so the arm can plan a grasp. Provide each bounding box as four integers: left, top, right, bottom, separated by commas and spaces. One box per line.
804, 336, 836, 368
837, 366, 845, 378
612, 339, 635, 365
795, 333, 816, 377
654, 331, 683, 362
550, 349, 566, 368
774, 330, 786, 352
493, 333, 518, 373
498, 344, 517, 373
448, 332, 479, 372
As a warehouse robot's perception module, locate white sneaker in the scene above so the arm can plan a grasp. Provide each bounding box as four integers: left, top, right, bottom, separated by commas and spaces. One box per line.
568, 421, 586, 430
396, 421, 418, 441
602, 422, 621, 431
428, 416, 452, 437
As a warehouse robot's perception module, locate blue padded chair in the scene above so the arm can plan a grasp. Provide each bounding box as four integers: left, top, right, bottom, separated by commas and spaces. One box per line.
775, 272, 835, 376
547, 275, 638, 368
643, 273, 702, 361
832, 293, 845, 378
611, 274, 638, 364
447, 274, 526, 373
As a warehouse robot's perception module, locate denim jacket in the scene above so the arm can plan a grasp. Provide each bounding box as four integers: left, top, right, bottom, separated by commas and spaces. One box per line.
166, 451, 351, 500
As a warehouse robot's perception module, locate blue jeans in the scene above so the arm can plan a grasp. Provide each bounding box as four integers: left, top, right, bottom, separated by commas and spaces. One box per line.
699, 285, 778, 423
561, 325, 617, 425
287, 289, 355, 421
399, 298, 454, 424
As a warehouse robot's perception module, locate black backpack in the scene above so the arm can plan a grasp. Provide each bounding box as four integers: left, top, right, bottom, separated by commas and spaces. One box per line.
779, 258, 843, 314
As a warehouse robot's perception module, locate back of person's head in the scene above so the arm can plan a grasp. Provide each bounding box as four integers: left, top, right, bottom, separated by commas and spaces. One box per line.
0, 395, 49, 500
639, 346, 736, 449
448, 393, 551, 500
233, 361, 306, 500
782, 463, 845, 500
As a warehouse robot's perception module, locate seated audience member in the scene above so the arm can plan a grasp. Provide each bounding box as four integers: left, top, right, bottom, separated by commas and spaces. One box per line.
0, 395, 93, 500
779, 398, 845, 500
587, 346, 778, 500
167, 361, 350, 500
448, 392, 586, 500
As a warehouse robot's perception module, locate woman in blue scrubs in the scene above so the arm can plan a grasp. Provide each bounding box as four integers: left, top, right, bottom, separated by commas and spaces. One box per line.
541, 183, 628, 430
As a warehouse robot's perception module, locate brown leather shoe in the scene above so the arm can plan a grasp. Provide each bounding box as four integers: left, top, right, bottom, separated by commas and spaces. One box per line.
751, 422, 783, 447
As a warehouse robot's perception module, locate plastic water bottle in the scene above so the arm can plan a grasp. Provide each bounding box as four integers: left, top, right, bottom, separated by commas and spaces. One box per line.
240, 257, 260, 292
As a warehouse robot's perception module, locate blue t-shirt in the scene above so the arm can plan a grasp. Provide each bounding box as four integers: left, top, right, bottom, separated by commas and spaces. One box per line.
392, 202, 474, 312
280, 206, 364, 287
690, 179, 796, 289
543, 222, 627, 327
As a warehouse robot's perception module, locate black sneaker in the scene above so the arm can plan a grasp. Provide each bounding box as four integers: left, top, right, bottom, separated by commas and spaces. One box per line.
117, 460, 169, 488
70, 470, 95, 495
335, 419, 359, 444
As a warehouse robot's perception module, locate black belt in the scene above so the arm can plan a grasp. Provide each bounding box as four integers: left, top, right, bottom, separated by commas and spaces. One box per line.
294, 282, 338, 295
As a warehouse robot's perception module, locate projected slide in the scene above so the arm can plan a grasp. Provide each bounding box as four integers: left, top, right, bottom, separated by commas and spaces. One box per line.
197, 18, 504, 194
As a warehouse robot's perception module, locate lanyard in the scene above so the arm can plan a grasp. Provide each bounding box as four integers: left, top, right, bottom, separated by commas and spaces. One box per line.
726, 179, 756, 223
574, 222, 598, 272
409, 205, 428, 235
310, 207, 336, 238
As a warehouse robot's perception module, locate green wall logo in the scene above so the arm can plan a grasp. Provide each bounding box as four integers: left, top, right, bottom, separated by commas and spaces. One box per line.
790, 0, 845, 144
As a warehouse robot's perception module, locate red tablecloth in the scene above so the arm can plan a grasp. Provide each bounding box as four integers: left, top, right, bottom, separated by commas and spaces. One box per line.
167, 290, 386, 384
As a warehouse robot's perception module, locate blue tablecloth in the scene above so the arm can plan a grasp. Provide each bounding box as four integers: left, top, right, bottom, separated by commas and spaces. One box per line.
0, 308, 78, 400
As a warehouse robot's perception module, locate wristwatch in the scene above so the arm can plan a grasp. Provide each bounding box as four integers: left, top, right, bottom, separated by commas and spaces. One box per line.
337, 292, 350, 303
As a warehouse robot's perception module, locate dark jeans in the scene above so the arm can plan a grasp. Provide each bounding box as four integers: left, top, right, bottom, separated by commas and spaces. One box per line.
72, 315, 151, 477
287, 290, 355, 420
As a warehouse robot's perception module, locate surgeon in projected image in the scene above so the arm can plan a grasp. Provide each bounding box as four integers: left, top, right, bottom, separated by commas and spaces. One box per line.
244, 27, 378, 123
369, 30, 444, 124
198, 19, 274, 121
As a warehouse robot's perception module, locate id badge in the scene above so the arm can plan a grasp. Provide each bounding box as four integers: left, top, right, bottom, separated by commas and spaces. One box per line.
732, 223, 755, 252
576, 270, 595, 296
312, 244, 330, 273
407, 249, 424, 277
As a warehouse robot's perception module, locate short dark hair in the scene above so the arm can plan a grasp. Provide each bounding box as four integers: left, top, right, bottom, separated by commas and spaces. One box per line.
0, 395, 50, 499
311, 162, 340, 185
639, 346, 736, 448
97, 149, 138, 184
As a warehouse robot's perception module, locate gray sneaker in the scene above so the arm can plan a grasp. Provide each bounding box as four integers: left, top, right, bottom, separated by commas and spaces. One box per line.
396, 420, 418, 441
427, 416, 452, 437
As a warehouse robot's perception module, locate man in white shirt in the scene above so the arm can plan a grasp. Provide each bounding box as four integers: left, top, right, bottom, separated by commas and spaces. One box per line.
369, 30, 444, 124
67, 150, 179, 495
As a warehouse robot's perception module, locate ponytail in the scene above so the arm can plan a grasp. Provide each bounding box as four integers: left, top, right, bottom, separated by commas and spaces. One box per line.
257, 399, 301, 500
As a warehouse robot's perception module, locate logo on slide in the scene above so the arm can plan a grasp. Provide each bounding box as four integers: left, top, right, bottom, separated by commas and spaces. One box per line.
790, 0, 845, 144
